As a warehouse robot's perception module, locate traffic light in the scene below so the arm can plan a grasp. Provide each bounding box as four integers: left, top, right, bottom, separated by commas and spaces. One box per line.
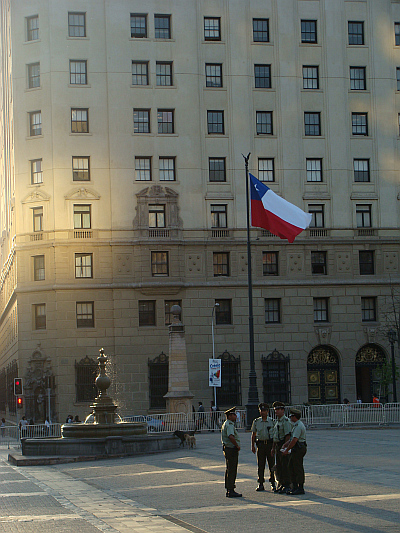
14, 378, 23, 396
16, 396, 23, 409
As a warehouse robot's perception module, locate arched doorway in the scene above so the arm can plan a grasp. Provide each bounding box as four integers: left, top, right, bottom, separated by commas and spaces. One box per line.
307, 345, 340, 404
355, 344, 386, 403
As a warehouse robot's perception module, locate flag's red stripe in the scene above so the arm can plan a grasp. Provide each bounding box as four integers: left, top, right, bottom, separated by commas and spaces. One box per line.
251, 199, 303, 243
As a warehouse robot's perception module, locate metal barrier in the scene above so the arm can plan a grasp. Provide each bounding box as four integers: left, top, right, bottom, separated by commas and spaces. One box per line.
0, 423, 62, 447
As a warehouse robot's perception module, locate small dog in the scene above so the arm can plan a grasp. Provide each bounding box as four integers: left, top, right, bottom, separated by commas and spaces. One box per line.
173, 429, 195, 447
184, 434, 196, 448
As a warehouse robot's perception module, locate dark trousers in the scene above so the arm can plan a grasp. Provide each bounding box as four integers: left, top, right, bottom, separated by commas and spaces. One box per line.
288, 445, 307, 485
223, 445, 239, 491
256, 441, 275, 484
275, 439, 291, 487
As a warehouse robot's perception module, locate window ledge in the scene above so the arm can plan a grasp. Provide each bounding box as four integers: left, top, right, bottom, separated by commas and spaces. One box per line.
154, 86, 177, 89
131, 84, 153, 89
348, 89, 370, 94
303, 135, 325, 139
26, 134, 43, 140
67, 36, 90, 41
24, 39, 41, 45
202, 40, 225, 44
157, 133, 178, 137
301, 89, 323, 93
132, 132, 154, 136
25, 87, 42, 93
204, 87, 226, 91
251, 41, 274, 46
346, 44, 368, 49
207, 134, 229, 138
253, 88, 275, 92
299, 43, 321, 47
255, 134, 276, 138
129, 37, 151, 42
69, 132, 92, 136
68, 84, 91, 89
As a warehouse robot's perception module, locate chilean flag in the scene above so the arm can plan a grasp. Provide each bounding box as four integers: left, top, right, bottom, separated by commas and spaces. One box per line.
250, 174, 312, 243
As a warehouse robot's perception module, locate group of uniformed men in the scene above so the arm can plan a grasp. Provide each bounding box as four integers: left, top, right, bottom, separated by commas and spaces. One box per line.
221, 402, 307, 498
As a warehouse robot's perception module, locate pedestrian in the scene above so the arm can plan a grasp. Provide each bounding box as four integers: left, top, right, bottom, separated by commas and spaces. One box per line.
44, 417, 50, 436
1, 418, 5, 438
271, 401, 292, 494
221, 406, 242, 498
74, 415, 81, 423
197, 401, 206, 431
19, 415, 29, 438
373, 395, 380, 406
357, 395, 362, 404
251, 403, 276, 492
210, 401, 218, 431
281, 408, 307, 495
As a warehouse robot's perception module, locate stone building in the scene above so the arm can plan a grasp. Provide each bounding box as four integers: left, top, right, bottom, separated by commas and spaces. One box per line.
0, 0, 399, 423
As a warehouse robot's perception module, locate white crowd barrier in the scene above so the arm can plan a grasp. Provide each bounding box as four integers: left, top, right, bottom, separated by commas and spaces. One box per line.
0, 423, 62, 448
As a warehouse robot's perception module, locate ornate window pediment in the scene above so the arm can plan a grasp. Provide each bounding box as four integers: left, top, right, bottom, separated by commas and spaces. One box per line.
22, 190, 50, 204
64, 187, 101, 201
134, 185, 183, 236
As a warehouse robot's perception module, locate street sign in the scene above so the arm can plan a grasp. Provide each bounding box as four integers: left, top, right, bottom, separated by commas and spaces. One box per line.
209, 359, 221, 387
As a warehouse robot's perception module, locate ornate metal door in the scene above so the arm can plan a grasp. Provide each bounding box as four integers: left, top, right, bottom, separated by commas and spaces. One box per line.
307, 345, 340, 404
355, 344, 386, 402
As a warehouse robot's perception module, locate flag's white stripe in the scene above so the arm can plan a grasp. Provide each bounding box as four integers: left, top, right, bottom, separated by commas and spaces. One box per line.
261, 189, 312, 229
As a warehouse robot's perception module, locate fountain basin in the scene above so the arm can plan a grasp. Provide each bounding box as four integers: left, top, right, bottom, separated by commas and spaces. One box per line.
61, 422, 147, 439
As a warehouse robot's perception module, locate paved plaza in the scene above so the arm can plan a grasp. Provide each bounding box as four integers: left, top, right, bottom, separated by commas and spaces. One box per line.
1, 428, 400, 533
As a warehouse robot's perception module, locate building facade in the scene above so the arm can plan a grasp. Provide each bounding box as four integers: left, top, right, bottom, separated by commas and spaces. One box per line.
1, 0, 399, 423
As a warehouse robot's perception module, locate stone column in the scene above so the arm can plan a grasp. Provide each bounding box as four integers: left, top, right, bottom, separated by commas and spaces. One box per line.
164, 305, 194, 413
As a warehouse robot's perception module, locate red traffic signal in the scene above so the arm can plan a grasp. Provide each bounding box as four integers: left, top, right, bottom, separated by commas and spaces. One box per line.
14, 378, 23, 396
16, 396, 23, 409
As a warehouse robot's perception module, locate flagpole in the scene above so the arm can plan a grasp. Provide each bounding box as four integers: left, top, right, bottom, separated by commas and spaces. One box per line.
243, 153, 259, 429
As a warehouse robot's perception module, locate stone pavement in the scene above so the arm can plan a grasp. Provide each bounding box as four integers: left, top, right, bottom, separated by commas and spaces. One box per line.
1, 428, 400, 533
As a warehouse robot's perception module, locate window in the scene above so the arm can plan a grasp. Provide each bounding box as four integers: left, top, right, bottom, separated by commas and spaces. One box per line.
215, 299, 232, 325
396, 23, 400, 46
359, 250, 374, 275
154, 15, 171, 39
76, 302, 94, 328
27, 15, 39, 41
33, 207, 43, 232
148, 353, 168, 408
301, 20, 317, 43
207, 111, 224, 134
350, 67, 366, 90
204, 17, 221, 41
134, 109, 150, 133
354, 159, 370, 182
31, 159, 43, 184
75, 356, 97, 402
253, 18, 269, 42
70, 60, 87, 85
311, 251, 327, 274
28, 62, 40, 88
139, 300, 156, 326
314, 298, 328, 322
29, 111, 42, 136
75, 253, 93, 278
304, 112, 321, 136
71, 108, 88, 133
397, 68, 400, 91
352, 113, 368, 136
356, 204, 371, 227
209, 158, 226, 182
132, 61, 148, 86
216, 351, 241, 407
151, 251, 169, 276
306, 159, 322, 182
254, 64, 271, 88
33, 256, 45, 281
265, 298, 280, 323
131, 14, 147, 38
68, 12, 86, 37
309, 204, 324, 228
205, 64, 222, 87
157, 109, 174, 133
165, 301, 181, 325
73, 204, 91, 229
135, 157, 152, 181
211, 204, 227, 228
258, 158, 274, 182
149, 205, 165, 227
303, 66, 319, 89
159, 157, 175, 181
262, 350, 290, 405
72, 157, 90, 181
361, 297, 377, 322
156, 62, 173, 86
34, 304, 46, 330
263, 251, 278, 276
348, 21, 364, 45
256, 111, 273, 135
213, 252, 229, 276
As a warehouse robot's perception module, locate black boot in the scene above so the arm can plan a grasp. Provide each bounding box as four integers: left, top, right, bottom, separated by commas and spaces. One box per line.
226, 490, 242, 498
291, 484, 305, 495
286, 483, 298, 495
256, 484, 265, 492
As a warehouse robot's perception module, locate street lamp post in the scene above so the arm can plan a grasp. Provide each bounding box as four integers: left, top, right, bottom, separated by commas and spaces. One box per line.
388, 329, 398, 403
211, 303, 219, 407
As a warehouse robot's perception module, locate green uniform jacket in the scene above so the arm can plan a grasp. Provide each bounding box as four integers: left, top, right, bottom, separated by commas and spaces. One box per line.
251, 416, 274, 440
221, 419, 240, 448
273, 415, 292, 442
290, 419, 306, 442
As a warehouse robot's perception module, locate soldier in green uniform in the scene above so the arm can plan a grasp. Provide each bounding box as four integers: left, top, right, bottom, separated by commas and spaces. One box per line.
281, 408, 307, 495
221, 407, 242, 498
251, 403, 276, 491
271, 401, 292, 494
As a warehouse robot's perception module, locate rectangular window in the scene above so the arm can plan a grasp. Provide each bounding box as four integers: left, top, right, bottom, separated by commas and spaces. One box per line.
205, 64, 222, 87
354, 159, 370, 182
209, 158, 226, 182
75, 253, 93, 278
33, 207, 43, 232
71, 108, 88, 133
253, 18, 269, 42
211, 204, 227, 228
154, 15, 171, 39
352, 113, 368, 136
165, 300, 181, 326
68, 12, 86, 37
263, 252, 278, 276
301, 20, 317, 43
311, 251, 327, 275
73, 204, 91, 229
348, 21, 364, 45
151, 251, 169, 276
258, 158, 274, 182
204, 17, 221, 41
149, 205, 165, 228
215, 299, 232, 325
33, 256, 45, 281
70, 60, 87, 85
306, 159, 322, 182
303, 66, 319, 89
207, 111, 224, 134
350, 67, 366, 90
139, 300, 156, 326
213, 252, 229, 276
397, 68, 400, 91
314, 298, 328, 322
131, 14, 147, 38
27, 15, 39, 41
28, 62, 40, 88
361, 297, 377, 322
34, 304, 46, 330
31, 159, 43, 184
76, 302, 94, 328
356, 204, 371, 228
396, 23, 400, 46
29, 111, 42, 136
159, 157, 175, 181
254, 64, 271, 88
265, 298, 280, 323
72, 157, 90, 181
157, 109, 174, 133
359, 250, 374, 275
135, 157, 152, 181
256, 111, 273, 135
309, 204, 324, 228
133, 109, 150, 133
304, 112, 321, 136
156, 62, 173, 86
132, 61, 148, 86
